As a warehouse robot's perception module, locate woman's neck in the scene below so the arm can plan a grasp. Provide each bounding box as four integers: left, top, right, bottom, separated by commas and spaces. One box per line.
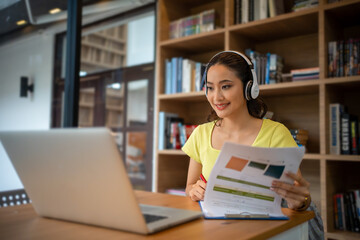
218, 111, 257, 135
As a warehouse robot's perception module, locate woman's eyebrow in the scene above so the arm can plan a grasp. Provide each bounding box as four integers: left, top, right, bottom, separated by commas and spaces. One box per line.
207, 79, 233, 84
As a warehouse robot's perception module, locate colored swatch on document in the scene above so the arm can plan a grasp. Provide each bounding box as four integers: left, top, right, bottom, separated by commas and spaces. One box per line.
248, 161, 267, 170
263, 165, 285, 179
225, 156, 248, 172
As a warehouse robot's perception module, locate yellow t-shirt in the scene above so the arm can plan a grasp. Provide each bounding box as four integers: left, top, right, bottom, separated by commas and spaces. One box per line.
181, 119, 297, 181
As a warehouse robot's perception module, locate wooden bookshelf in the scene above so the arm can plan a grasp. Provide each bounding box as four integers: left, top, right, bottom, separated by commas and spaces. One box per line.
155, 0, 360, 239
81, 25, 127, 72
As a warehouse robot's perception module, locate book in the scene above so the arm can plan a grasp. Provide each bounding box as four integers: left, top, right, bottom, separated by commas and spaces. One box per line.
340, 112, 351, 155
268, 0, 284, 18
165, 59, 172, 94
354, 190, 360, 222
334, 194, 339, 229
335, 194, 344, 230
328, 41, 337, 77
241, 0, 249, 23
329, 103, 345, 154
340, 193, 347, 230
259, 0, 268, 20
344, 192, 355, 231
350, 116, 359, 155
348, 191, 360, 232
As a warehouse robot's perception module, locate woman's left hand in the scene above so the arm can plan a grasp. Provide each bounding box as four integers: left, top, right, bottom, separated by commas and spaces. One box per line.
271, 171, 310, 210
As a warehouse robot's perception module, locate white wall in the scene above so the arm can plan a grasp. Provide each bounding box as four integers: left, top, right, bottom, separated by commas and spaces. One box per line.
0, 32, 54, 191
0, 33, 54, 130
126, 14, 155, 66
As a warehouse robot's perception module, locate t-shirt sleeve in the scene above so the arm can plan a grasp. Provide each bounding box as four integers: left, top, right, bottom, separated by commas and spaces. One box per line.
270, 123, 298, 148
181, 125, 201, 163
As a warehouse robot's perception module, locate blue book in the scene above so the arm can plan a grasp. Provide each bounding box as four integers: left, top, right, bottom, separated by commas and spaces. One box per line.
165, 59, 172, 94
265, 53, 270, 84
177, 57, 183, 93
171, 57, 178, 94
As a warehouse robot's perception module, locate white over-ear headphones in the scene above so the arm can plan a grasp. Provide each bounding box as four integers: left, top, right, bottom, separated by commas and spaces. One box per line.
203, 50, 259, 101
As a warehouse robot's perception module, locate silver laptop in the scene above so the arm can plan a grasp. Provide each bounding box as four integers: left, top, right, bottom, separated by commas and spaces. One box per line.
0, 128, 202, 234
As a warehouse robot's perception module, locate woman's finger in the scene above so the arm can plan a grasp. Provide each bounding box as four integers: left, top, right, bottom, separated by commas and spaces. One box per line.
271, 186, 306, 203
272, 181, 309, 196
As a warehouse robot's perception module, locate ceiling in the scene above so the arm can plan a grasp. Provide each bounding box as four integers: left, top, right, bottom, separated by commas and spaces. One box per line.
0, 0, 154, 39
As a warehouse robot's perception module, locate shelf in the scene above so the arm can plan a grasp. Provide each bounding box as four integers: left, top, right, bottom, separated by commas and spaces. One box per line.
79, 102, 94, 108
157, 149, 186, 155
325, 154, 360, 162
106, 105, 123, 111
324, 76, 360, 86
326, 230, 360, 240
158, 91, 205, 101
259, 80, 320, 96
82, 41, 125, 55
229, 8, 318, 42
81, 59, 119, 69
160, 29, 225, 53
92, 32, 126, 44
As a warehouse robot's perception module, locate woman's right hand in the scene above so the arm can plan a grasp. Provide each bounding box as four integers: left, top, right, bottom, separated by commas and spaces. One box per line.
188, 180, 207, 201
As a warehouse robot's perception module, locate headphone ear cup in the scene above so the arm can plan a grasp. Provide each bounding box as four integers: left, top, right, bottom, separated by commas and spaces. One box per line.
245, 80, 253, 101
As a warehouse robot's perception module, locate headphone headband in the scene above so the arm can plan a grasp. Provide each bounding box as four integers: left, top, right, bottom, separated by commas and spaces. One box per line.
203, 50, 259, 100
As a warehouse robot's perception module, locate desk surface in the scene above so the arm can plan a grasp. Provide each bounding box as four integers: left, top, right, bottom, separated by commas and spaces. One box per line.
0, 191, 314, 240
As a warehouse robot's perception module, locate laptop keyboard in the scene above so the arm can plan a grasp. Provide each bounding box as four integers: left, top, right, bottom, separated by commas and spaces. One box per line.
143, 213, 168, 223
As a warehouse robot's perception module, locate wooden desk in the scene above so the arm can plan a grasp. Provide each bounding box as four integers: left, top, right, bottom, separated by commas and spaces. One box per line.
0, 191, 314, 240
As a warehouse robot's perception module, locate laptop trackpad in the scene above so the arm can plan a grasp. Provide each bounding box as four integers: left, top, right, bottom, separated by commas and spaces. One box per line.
139, 204, 202, 233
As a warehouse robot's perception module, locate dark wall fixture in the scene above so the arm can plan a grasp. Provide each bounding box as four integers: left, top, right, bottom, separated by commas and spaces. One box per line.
20, 76, 34, 97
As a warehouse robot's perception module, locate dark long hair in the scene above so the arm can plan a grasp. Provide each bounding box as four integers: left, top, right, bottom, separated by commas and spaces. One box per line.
205, 51, 267, 122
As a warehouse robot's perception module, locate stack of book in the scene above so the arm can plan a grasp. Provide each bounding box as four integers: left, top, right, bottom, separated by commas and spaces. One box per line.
290, 129, 309, 147
158, 112, 197, 150
292, 0, 318, 12
164, 57, 206, 94
329, 103, 360, 155
333, 190, 360, 232
244, 49, 284, 85
169, 9, 216, 39
328, 38, 360, 78
290, 67, 319, 81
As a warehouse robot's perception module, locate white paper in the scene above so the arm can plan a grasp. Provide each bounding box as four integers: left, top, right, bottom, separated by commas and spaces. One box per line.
201, 142, 305, 218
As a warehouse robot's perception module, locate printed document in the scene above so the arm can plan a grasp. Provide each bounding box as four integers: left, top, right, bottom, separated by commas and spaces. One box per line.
201, 142, 305, 218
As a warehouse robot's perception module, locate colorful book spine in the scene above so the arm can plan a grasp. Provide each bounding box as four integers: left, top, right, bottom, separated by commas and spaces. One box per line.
329, 103, 344, 155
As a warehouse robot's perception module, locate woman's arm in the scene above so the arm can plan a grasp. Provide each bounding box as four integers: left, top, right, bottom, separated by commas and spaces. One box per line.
271, 169, 311, 210
185, 158, 207, 201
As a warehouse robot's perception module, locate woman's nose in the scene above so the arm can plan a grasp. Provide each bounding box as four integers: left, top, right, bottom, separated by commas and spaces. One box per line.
213, 89, 224, 101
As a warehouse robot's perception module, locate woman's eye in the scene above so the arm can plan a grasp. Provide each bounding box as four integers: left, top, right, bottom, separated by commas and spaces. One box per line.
206, 86, 213, 90
222, 85, 232, 89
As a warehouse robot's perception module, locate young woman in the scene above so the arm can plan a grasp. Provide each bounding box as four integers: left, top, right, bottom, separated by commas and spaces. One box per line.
181, 51, 311, 211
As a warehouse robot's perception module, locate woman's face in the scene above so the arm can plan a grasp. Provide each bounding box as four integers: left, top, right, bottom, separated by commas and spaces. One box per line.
206, 64, 247, 119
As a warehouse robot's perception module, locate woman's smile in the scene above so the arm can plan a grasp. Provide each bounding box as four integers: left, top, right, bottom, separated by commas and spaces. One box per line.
214, 103, 230, 110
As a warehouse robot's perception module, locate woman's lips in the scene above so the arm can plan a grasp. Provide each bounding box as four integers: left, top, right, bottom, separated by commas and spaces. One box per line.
215, 103, 229, 110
